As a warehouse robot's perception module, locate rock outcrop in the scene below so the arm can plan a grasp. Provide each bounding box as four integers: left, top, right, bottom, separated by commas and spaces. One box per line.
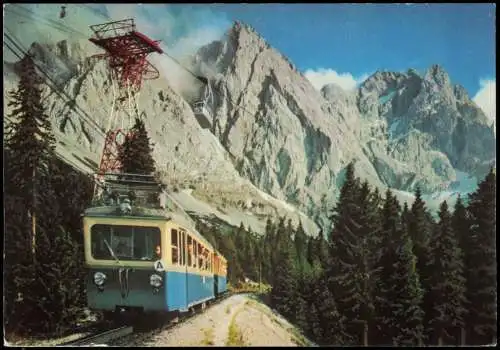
3, 21, 495, 235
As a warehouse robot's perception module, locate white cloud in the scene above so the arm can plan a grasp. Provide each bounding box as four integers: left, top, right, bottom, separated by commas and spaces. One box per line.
473, 79, 496, 125
304, 68, 369, 91
102, 4, 230, 97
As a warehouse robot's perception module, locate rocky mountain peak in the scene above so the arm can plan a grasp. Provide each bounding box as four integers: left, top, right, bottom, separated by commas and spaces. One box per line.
360, 70, 407, 95
453, 84, 470, 101
425, 64, 451, 88
321, 83, 350, 101
4, 24, 495, 237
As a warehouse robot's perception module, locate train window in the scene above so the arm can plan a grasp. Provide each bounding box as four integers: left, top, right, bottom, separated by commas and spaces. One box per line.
193, 240, 198, 268
180, 230, 186, 266
187, 235, 193, 267
200, 248, 206, 271
90, 224, 161, 261
198, 244, 204, 269
171, 229, 179, 265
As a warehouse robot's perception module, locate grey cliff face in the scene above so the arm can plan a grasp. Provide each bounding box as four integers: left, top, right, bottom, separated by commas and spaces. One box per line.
3, 22, 495, 235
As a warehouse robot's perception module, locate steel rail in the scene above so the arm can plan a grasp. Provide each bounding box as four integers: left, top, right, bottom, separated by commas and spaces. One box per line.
57, 325, 133, 346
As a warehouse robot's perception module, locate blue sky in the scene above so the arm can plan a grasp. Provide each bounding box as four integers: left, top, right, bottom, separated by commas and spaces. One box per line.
213, 4, 495, 113
4, 3, 496, 121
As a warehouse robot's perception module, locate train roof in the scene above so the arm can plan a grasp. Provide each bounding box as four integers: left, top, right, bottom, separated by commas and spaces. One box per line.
83, 205, 213, 250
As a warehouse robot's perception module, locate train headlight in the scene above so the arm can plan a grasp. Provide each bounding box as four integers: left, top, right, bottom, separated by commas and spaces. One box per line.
93, 272, 107, 286
150, 274, 163, 288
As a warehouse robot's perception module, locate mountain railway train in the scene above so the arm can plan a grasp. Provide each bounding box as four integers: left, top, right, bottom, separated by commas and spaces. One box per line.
82, 173, 228, 321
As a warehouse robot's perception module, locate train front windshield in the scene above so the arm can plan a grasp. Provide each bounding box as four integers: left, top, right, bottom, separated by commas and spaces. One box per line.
91, 224, 161, 261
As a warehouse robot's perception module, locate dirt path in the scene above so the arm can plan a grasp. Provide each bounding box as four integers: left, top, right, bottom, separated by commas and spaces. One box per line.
117, 293, 312, 347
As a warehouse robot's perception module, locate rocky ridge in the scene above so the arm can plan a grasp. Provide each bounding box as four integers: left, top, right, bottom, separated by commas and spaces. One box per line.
3, 21, 495, 235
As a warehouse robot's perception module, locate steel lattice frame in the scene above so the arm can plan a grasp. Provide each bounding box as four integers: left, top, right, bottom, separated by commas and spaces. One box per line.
89, 18, 163, 182
89, 18, 163, 91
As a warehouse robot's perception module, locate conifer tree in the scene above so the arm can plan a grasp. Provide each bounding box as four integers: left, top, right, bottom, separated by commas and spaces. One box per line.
270, 217, 287, 284
5, 54, 56, 253
294, 220, 308, 272
307, 301, 323, 342
119, 117, 156, 174
4, 194, 33, 335
244, 229, 258, 281
426, 200, 467, 345
262, 218, 275, 283
219, 231, 243, 284
313, 272, 351, 345
452, 195, 470, 344
392, 232, 426, 346
49, 158, 94, 244
5, 54, 88, 336
327, 164, 379, 344
356, 181, 383, 346
374, 190, 425, 346
408, 186, 433, 338
316, 229, 329, 268
294, 269, 310, 331
401, 202, 411, 231
464, 168, 496, 345
373, 189, 401, 345
270, 246, 297, 320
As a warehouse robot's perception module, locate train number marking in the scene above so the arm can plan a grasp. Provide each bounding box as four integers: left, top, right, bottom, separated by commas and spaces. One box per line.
154, 260, 165, 272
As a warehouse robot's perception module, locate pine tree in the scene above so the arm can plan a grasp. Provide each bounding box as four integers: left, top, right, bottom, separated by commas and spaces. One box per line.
356, 181, 383, 346
270, 216, 287, 283
426, 200, 467, 345
294, 269, 310, 331
452, 195, 470, 344
3, 194, 33, 336
233, 222, 247, 279
401, 202, 411, 231
307, 302, 323, 342
408, 186, 433, 340
4, 54, 63, 336
119, 117, 156, 174
313, 272, 351, 345
5, 54, 56, 254
465, 168, 496, 345
316, 229, 329, 268
393, 233, 426, 346
48, 158, 94, 244
374, 189, 425, 346
262, 217, 275, 284
327, 164, 379, 344
244, 230, 258, 281
294, 220, 308, 272
219, 232, 243, 284
373, 189, 401, 345
270, 246, 297, 320
22, 225, 86, 335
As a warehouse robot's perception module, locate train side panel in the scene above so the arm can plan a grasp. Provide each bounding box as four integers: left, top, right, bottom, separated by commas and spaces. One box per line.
217, 274, 227, 294
165, 269, 187, 311
186, 271, 214, 307
166, 223, 215, 311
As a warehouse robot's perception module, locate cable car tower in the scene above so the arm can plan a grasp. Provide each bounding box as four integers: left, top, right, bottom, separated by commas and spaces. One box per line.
88, 18, 163, 198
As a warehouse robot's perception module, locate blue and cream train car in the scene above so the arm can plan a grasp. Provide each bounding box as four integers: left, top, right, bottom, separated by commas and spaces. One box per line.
83, 204, 221, 316
213, 251, 227, 295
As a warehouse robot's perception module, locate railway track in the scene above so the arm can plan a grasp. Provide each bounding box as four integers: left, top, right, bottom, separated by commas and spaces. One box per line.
57, 291, 238, 347
57, 326, 133, 346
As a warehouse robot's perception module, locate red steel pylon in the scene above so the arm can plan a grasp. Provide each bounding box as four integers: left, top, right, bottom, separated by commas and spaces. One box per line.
88, 18, 163, 182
